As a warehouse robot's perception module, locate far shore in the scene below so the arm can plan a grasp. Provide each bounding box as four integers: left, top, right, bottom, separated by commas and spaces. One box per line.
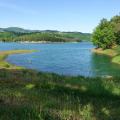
0, 41, 93, 44
20, 41, 66, 43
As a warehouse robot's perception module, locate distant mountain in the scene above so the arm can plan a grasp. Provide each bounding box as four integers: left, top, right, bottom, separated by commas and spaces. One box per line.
0, 27, 41, 33
0, 27, 60, 33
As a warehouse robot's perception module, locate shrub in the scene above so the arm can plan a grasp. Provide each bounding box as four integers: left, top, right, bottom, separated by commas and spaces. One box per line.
4, 63, 10, 68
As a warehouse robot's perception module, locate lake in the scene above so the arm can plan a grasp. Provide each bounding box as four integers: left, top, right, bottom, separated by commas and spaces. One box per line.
0, 42, 120, 77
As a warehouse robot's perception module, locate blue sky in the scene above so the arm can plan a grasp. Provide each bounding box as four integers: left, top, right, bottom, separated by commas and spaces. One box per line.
0, 0, 120, 33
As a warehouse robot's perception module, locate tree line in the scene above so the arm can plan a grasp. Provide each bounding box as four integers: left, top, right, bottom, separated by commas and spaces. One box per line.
0, 32, 68, 42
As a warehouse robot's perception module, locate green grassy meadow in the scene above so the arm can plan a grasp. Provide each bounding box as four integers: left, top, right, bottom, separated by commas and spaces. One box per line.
0, 50, 120, 120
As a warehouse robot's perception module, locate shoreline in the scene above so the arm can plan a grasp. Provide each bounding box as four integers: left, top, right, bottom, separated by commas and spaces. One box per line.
2, 49, 114, 78
0, 49, 38, 69
19, 41, 66, 43
92, 47, 120, 65
0, 41, 93, 44
0, 49, 119, 79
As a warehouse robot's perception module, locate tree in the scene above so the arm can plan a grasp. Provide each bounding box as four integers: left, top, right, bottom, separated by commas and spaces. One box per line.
110, 15, 120, 45
92, 18, 116, 49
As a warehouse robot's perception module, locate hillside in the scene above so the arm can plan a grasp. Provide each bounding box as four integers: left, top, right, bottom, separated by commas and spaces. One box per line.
56, 32, 92, 42
0, 27, 92, 42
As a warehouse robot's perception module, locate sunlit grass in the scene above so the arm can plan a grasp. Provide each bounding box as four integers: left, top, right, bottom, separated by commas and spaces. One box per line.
112, 55, 120, 64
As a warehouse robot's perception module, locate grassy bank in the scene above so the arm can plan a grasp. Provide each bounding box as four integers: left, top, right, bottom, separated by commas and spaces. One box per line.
92, 46, 120, 64
0, 50, 120, 119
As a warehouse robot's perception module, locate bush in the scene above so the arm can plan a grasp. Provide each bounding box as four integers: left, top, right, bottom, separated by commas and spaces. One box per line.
4, 63, 10, 68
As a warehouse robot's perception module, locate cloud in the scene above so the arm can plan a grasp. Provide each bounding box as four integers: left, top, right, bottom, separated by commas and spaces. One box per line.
0, 3, 38, 14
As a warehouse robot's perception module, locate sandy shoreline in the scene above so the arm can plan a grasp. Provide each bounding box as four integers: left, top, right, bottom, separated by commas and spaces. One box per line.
91, 48, 118, 56
20, 41, 67, 43
0, 41, 80, 43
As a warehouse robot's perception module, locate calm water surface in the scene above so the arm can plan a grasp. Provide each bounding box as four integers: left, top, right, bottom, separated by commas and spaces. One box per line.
0, 42, 120, 77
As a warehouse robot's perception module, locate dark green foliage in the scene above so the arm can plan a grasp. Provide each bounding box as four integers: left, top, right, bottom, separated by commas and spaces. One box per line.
111, 15, 120, 45
92, 15, 120, 49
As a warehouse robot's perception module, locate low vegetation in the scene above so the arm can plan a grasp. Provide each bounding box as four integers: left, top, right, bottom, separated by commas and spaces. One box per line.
0, 50, 120, 120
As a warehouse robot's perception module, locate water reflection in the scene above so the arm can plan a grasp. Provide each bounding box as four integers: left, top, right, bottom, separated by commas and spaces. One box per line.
90, 53, 120, 77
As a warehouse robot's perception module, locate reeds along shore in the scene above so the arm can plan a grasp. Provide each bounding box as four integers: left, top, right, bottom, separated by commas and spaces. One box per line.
0, 49, 120, 120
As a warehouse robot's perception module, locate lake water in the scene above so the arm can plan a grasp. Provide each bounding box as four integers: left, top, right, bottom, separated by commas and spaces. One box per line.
0, 42, 120, 77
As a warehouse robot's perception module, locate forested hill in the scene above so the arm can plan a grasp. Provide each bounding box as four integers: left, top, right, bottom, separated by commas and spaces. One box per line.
0, 27, 92, 42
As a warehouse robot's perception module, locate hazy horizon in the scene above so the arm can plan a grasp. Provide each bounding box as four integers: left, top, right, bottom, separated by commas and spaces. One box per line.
0, 26, 93, 33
